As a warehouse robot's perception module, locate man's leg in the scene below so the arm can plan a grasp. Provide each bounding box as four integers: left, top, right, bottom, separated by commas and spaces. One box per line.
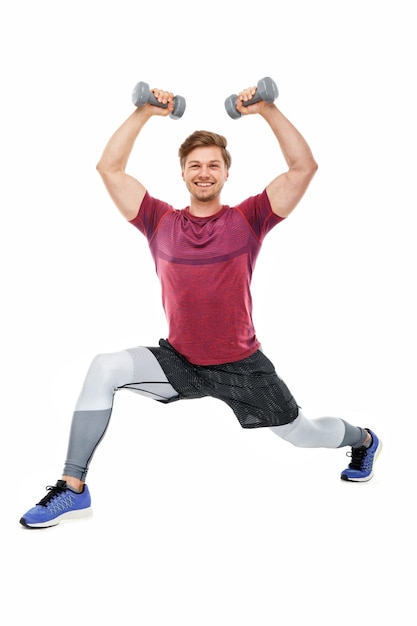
270, 411, 382, 481
63, 347, 178, 485
269, 411, 368, 448
20, 347, 178, 528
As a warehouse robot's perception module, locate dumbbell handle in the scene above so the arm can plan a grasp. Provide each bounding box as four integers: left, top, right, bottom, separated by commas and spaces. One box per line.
146, 91, 170, 109
225, 76, 278, 119
240, 92, 264, 108
141, 91, 175, 109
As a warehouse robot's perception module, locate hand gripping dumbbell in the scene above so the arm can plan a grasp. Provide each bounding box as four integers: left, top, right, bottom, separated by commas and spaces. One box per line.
224, 76, 278, 119
131, 81, 186, 120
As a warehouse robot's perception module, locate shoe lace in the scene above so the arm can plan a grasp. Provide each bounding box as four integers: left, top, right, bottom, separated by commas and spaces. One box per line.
37, 481, 67, 507
346, 446, 368, 470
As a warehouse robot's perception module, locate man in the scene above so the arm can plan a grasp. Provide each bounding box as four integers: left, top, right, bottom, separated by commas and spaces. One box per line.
20, 82, 381, 528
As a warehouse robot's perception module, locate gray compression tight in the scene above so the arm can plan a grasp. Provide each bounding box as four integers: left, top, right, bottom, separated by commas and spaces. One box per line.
64, 347, 178, 480
63, 347, 367, 481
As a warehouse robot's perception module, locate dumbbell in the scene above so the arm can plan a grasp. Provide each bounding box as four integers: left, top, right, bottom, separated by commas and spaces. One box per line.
224, 76, 279, 119
131, 81, 186, 120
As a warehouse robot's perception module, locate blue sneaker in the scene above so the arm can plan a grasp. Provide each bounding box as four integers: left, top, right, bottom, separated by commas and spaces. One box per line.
341, 429, 382, 482
20, 480, 92, 528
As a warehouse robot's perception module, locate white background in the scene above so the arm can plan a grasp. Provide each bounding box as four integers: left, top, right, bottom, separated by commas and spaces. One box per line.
1, 1, 416, 624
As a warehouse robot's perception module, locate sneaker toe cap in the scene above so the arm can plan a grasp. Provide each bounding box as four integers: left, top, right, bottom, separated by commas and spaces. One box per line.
20, 505, 56, 527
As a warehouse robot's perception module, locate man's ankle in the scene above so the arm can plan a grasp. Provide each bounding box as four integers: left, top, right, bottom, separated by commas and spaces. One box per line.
62, 476, 84, 492
363, 432, 372, 448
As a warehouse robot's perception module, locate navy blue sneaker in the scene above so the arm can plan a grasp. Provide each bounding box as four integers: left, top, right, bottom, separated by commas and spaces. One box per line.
20, 480, 92, 528
341, 429, 382, 482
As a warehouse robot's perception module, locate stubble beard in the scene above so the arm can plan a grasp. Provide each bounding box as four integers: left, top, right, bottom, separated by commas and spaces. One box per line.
192, 182, 224, 203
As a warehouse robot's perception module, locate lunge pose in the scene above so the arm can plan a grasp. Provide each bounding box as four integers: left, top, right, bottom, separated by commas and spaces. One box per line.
20, 80, 381, 528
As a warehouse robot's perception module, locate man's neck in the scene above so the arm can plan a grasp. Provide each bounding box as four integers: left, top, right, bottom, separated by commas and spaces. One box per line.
188, 198, 223, 217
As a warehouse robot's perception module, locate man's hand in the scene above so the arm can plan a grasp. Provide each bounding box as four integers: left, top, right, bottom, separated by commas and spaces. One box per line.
235, 85, 272, 116
147, 87, 176, 117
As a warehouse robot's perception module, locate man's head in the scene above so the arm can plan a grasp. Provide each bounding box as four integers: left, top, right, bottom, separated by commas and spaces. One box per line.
179, 131, 231, 204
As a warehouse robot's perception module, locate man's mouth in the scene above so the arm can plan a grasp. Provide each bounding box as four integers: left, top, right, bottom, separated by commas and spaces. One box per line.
195, 182, 213, 187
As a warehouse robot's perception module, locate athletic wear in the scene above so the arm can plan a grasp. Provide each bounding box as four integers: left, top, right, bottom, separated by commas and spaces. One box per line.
20, 480, 92, 528
19, 186, 380, 528
269, 412, 369, 448
63, 347, 178, 481
149, 339, 299, 428
59, 343, 372, 485
340, 429, 382, 482
130, 190, 282, 365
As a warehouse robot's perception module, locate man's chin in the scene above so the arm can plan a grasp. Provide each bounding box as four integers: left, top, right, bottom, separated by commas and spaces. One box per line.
194, 192, 216, 203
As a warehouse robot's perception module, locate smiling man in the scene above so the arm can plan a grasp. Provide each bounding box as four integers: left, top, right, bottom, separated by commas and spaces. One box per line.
181, 143, 229, 207
20, 82, 381, 528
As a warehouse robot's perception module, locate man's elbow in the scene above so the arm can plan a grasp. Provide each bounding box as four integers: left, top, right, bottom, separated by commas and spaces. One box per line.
308, 157, 319, 179
96, 158, 118, 182
96, 158, 107, 178
295, 156, 318, 184
301, 158, 318, 187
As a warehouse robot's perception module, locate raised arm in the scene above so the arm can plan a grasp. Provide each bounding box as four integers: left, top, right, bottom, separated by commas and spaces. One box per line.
236, 88, 318, 218
96, 89, 175, 221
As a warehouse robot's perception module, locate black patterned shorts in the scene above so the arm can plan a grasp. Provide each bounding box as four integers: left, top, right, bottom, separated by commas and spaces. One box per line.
148, 339, 299, 429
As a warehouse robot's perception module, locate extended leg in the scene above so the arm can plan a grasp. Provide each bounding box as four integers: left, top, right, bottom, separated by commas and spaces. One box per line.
63, 347, 178, 482
269, 411, 368, 448
20, 347, 179, 528
270, 411, 382, 482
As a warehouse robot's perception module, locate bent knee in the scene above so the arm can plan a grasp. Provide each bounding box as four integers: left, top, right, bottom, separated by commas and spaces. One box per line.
87, 350, 134, 388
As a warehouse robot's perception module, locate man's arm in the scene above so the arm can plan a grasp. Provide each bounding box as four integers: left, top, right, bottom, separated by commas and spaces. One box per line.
236, 89, 318, 218
96, 89, 175, 221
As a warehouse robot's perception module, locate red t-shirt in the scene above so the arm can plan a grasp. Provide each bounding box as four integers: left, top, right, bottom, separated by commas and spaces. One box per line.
130, 190, 283, 365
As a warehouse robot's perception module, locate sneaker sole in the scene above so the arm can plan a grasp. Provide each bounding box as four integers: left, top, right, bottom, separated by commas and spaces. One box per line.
340, 440, 383, 482
20, 506, 92, 529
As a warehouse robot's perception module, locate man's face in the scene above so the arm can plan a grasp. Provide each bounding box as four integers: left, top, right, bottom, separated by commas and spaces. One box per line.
182, 146, 229, 202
